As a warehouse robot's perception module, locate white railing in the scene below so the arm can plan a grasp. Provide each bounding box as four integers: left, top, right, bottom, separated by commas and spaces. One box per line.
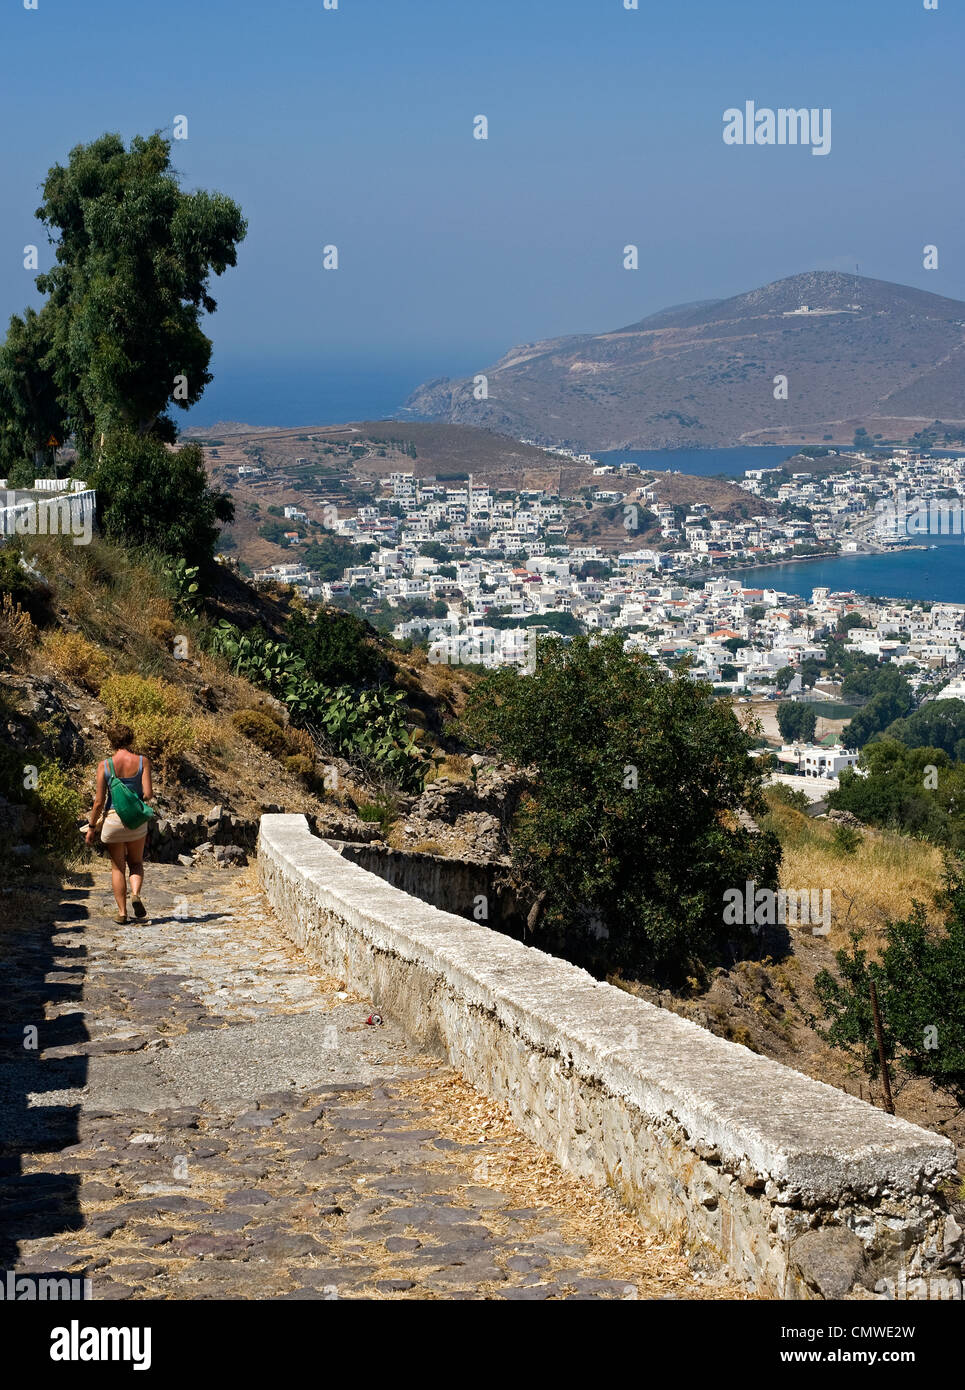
0, 488, 97, 545
31, 477, 88, 493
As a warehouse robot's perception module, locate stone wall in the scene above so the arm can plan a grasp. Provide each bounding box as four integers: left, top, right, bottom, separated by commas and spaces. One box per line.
258, 814, 962, 1300
327, 840, 527, 937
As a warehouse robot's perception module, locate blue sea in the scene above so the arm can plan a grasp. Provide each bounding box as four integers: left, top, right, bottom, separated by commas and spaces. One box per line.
183, 356, 467, 430
593, 445, 965, 603
182, 349, 523, 431
726, 537, 965, 605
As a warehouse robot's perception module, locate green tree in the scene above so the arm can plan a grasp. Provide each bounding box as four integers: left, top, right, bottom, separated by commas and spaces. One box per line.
829, 740, 965, 849
844, 690, 913, 749
92, 434, 233, 563
777, 701, 817, 742
301, 534, 374, 581
883, 699, 965, 761
799, 657, 822, 688
286, 607, 382, 687
26, 131, 246, 456
815, 870, 965, 1108
0, 306, 65, 476
839, 664, 914, 749
837, 612, 868, 637
419, 541, 452, 562
462, 634, 780, 982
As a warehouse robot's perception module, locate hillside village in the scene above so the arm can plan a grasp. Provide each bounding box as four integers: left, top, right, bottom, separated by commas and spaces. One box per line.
217, 442, 965, 786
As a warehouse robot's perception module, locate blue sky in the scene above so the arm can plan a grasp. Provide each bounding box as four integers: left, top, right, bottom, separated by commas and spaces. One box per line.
1, 0, 961, 421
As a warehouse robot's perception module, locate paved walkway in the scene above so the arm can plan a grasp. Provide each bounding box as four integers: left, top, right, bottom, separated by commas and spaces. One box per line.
0, 859, 739, 1300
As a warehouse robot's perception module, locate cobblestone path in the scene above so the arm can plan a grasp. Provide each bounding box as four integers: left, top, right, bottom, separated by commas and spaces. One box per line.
0, 860, 740, 1300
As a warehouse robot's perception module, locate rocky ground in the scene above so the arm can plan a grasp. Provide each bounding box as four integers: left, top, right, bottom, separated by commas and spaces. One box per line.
0, 858, 742, 1301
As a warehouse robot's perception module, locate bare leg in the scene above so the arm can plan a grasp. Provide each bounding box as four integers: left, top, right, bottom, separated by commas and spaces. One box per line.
127, 836, 147, 899
107, 843, 128, 916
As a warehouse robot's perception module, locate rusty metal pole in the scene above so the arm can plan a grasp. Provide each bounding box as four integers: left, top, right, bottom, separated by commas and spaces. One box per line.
869, 979, 895, 1115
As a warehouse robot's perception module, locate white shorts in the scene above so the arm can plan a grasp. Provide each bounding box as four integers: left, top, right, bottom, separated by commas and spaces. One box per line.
100, 812, 148, 847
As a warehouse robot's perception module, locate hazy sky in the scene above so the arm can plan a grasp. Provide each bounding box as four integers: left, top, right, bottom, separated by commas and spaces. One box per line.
1, 0, 962, 408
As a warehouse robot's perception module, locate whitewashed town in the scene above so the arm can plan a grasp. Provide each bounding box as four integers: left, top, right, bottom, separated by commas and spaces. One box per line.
245, 446, 965, 714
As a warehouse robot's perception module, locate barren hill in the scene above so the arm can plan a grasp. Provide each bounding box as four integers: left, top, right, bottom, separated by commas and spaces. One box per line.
403, 272, 965, 451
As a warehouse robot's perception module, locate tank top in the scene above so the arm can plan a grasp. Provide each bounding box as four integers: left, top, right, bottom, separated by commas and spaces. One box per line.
105, 756, 143, 813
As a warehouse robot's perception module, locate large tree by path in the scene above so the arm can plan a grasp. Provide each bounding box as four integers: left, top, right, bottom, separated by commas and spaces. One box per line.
3, 131, 246, 464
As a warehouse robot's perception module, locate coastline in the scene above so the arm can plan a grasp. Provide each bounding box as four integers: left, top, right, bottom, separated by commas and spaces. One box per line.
679, 549, 844, 583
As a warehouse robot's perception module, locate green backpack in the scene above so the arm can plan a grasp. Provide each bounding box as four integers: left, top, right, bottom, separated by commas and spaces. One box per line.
107, 757, 155, 830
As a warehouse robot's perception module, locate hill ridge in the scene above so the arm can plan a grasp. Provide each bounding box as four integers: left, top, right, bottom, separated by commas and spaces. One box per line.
404, 271, 965, 451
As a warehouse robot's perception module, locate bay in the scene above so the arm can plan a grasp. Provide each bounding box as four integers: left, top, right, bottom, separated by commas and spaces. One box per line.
726, 536, 965, 605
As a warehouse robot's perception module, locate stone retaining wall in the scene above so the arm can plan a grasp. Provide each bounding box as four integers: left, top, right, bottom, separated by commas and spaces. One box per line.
258, 814, 962, 1300
327, 840, 527, 937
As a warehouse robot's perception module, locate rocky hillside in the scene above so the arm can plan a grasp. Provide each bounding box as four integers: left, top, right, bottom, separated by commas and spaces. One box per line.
404, 271, 965, 451
0, 535, 496, 872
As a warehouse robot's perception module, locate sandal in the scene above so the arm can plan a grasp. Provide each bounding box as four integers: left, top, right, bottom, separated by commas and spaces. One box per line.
113, 913, 128, 924
131, 895, 147, 919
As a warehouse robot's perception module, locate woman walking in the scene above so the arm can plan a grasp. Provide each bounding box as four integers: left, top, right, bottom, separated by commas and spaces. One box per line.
85, 724, 154, 924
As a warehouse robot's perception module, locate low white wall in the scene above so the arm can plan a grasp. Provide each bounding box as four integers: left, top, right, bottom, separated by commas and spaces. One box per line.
0, 488, 96, 543
258, 814, 962, 1299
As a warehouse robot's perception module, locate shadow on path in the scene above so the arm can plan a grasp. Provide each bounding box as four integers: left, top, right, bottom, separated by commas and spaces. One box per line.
0, 878, 92, 1269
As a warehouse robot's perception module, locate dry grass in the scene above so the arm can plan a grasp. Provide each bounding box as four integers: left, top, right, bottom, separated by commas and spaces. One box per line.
0, 592, 36, 665
399, 1066, 749, 1299
99, 672, 196, 772
41, 630, 110, 693
766, 800, 945, 947
427, 752, 475, 784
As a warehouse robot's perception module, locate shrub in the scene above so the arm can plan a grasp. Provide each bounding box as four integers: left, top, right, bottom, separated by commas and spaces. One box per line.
776, 701, 817, 743
815, 868, 965, 1107
100, 673, 193, 769
765, 782, 810, 813
134, 715, 194, 766
35, 761, 83, 856
148, 617, 177, 648
0, 546, 33, 602
283, 753, 314, 781
92, 434, 234, 566
208, 620, 422, 791
462, 632, 780, 984
286, 607, 382, 687
101, 672, 182, 719
43, 630, 109, 692
0, 592, 36, 665
355, 797, 396, 837
231, 708, 289, 757
0, 543, 51, 620
831, 822, 863, 856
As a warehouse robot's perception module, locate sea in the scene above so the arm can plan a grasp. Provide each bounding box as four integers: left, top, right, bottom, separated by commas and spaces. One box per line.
596, 446, 965, 604
724, 538, 965, 605
183, 356, 471, 431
